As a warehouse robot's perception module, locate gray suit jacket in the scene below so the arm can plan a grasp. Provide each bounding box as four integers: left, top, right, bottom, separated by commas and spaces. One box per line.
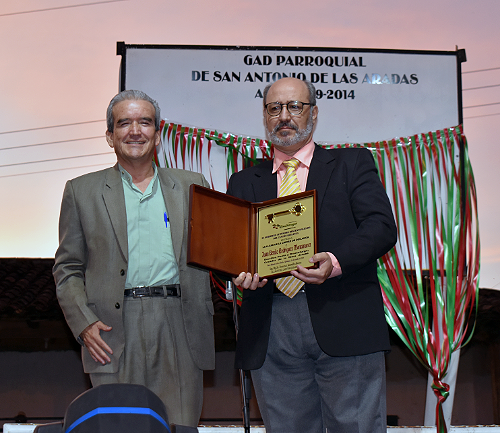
53, 164, 215, 374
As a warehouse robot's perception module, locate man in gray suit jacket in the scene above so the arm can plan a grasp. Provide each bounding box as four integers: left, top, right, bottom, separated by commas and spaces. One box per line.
53, 90, 214, 427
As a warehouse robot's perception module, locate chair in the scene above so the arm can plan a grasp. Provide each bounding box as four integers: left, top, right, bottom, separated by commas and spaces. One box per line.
33, 383, 197, 432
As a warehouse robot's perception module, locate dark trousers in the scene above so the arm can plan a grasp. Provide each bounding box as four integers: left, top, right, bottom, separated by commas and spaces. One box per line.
251, 291, 387, 433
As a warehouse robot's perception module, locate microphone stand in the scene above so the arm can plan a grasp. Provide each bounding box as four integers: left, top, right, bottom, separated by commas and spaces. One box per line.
227, 281, 251, 433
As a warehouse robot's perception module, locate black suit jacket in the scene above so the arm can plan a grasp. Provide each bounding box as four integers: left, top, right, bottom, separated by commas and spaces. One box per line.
227, 144, 397, 370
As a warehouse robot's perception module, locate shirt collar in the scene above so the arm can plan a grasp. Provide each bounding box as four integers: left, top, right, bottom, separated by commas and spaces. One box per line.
272, 139, 315, 173
118, 163, 158, 192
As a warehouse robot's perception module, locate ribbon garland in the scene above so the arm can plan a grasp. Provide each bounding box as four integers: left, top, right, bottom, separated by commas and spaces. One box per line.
371, 126, 480, 433
156, 122, 480, 433
158, 122, 273, 189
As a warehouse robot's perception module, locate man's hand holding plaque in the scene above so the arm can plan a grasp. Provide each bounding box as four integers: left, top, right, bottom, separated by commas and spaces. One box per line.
233, 251, 337, 290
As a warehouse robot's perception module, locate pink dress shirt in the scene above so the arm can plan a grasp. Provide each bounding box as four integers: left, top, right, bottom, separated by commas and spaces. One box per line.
273, 140, 342, 278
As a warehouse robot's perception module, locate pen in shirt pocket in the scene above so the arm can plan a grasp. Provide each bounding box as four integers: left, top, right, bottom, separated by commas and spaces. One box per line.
164, 212, 169, 228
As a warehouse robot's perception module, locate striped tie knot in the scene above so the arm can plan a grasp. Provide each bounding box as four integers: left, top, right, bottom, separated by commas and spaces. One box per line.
279, 158, 301, 198
283, 158, 300, 171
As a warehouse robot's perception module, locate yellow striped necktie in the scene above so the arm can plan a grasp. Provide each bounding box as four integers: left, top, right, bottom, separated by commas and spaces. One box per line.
275, 158, 305, 298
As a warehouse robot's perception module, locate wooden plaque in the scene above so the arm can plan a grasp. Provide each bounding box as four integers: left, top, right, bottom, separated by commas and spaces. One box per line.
187, 185, 317, 279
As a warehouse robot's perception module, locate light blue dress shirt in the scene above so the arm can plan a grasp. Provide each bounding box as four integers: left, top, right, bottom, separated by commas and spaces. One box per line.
119, 164, 180, 289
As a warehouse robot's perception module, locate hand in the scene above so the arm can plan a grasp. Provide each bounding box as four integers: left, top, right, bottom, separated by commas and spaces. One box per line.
80, 321, 113, 365
233, 272, 268, 291
291, 252, 339, 284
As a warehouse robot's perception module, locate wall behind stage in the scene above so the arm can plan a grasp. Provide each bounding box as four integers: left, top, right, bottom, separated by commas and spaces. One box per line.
0, 341, 494, 428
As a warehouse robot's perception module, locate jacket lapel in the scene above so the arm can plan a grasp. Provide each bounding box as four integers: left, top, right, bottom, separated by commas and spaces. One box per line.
252, 160, 278, 202
157, 169, 183, 263
102, 165, 128, 262
306, 145, 337, 213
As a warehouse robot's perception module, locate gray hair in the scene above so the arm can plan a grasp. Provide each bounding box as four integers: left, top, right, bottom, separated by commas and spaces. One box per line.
106, 90, 161, 132
263, 79, 316, 107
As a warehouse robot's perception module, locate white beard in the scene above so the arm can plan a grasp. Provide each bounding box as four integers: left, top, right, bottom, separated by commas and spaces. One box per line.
266, 112, 314, 148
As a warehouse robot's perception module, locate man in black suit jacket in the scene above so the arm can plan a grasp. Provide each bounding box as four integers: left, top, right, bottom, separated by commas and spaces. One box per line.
227, 77, 397, 433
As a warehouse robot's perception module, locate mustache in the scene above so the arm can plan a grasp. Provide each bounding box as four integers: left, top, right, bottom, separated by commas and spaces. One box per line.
272, 122, 298, 134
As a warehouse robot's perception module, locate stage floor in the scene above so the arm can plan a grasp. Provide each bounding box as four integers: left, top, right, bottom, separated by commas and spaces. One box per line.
3, 424, 500, 432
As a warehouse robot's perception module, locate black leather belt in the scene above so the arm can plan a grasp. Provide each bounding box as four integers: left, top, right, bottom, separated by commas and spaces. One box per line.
124, 285, 181, 298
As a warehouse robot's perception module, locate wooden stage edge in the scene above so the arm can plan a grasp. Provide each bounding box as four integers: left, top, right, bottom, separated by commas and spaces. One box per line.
3, 425, 500, 432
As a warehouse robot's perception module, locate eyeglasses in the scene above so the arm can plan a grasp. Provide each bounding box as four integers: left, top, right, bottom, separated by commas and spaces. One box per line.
265, 101, 314, 117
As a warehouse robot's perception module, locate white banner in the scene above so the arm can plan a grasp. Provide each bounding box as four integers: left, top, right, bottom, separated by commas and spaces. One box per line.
121, 45, 462, 144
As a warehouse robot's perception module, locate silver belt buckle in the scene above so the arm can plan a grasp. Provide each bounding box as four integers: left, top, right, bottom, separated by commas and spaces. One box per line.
132, 286, 148, 298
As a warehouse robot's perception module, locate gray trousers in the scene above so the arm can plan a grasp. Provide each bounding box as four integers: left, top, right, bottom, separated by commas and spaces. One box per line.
90, 296, 203, 427
251, 291, 387, 433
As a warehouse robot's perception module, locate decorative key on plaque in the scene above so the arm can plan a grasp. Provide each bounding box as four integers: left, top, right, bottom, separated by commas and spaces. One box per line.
266, 202, 306, 224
